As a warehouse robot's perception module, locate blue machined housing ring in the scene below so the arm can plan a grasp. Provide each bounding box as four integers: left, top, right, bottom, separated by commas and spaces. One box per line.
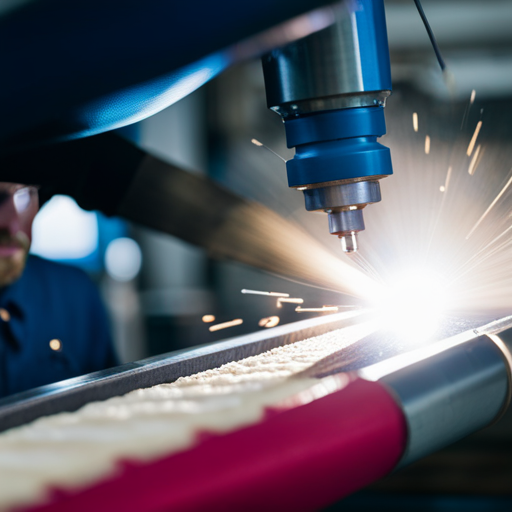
284, 106, 392, 188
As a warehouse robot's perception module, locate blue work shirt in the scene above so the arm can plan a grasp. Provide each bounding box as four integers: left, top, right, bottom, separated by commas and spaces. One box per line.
0, 255, 117, 398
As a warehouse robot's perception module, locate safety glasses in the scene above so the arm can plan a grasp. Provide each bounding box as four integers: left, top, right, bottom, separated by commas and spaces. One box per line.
0, 185, 39, 214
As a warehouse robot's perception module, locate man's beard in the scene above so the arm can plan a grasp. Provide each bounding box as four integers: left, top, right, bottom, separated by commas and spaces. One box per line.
0, 231, 30, 287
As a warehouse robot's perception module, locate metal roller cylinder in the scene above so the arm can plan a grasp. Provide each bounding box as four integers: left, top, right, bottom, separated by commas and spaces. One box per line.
376, 333, 512, 467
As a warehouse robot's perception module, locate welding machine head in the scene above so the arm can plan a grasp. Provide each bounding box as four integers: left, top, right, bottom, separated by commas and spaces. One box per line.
262, 0, 393, 253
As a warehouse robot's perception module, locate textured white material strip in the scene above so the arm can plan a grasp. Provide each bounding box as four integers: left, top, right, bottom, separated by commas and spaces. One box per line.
0, 322, 373, 511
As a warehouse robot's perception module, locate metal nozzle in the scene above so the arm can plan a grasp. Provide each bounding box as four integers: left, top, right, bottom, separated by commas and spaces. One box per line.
340, 232, 358, 253
302, 180, 380, 253
328, 208, 364, 233
262, 0, 393, 255
327, 209, 364, 254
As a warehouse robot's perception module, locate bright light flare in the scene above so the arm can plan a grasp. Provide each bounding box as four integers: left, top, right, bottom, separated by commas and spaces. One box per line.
370, 269, 452, 343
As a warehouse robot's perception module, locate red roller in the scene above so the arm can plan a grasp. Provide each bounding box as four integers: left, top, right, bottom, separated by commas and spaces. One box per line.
21, 377, 407, 512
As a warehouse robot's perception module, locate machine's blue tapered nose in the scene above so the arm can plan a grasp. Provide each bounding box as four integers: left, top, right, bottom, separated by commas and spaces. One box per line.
284, 106, 392, 188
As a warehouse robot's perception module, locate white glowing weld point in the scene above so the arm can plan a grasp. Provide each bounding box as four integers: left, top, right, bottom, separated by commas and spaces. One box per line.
439, 186, 445, 192
278, 297, 304, 305
425, 135, 431, 155
251, 138, 263, 147
295, 306, 338, 313
258, 316, 280, 328
209, 319, 243, 332
412, 112, 418, 132
241, 289, 289, 298
467, 121, 482, 156
370, 269, 450, 343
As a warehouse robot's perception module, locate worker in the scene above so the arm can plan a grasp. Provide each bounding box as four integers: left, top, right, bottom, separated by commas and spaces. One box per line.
0, 182, 117, 399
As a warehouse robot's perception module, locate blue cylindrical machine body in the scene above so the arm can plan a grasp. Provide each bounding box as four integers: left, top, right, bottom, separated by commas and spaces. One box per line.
284, 107, 392, 187
263, 0, 393, 189
262, 0, 393, 245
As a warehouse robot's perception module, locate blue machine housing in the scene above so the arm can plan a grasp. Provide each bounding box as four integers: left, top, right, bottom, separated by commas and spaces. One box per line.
284, 106, 393, 188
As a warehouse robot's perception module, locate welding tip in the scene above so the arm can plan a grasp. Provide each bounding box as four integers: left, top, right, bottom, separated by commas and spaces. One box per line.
327, 210, 363, 253
340, 232, 358, 253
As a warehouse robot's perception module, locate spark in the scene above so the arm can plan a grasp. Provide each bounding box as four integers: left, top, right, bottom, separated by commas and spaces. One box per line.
258, 316, 280, 328
467, 121, 483, 156
209, 319, 243, 332
323, 305, 360, 309
468, 144, 482, 175
251, 138, 287, 163
442, 166, 452, 192
412, 112, 418, 132
448, 237, 512, 289
348, 251, 384, 284
277, 297, 304, 305
449, 225, 512, 286
466, 173, 512, 240
425, 135, 430, 155
461, 90, 477, 129
241, 289, 290, 297
295, 306, 338, 313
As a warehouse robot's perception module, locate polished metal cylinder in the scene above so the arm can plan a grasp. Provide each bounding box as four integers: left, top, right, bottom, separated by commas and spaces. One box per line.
303, 180, 381, 211
262, 0, 391, 117
380, 336, 511, 467
328, 210, 364, 235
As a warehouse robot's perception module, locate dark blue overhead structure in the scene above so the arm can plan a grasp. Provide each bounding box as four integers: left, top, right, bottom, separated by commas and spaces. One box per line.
0, 0, 333, 150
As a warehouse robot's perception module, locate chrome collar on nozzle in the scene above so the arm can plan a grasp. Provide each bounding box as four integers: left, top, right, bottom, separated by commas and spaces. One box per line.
262, 0, 393, 254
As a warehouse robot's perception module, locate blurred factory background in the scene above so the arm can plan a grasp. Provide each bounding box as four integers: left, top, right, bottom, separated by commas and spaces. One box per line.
24, 1, 512, 509
29, 0, 512, 364
4, 0, 509, 510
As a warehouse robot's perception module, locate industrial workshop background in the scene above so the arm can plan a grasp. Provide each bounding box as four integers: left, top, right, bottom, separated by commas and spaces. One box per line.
15, 0, 512, 509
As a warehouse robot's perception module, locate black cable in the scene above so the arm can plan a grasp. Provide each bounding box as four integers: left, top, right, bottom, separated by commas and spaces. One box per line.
413, 0, 446, 71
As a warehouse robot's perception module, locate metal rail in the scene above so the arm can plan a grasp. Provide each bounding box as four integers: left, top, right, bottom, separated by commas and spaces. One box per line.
0, 311, 506, 433
0, 311, 365, 432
